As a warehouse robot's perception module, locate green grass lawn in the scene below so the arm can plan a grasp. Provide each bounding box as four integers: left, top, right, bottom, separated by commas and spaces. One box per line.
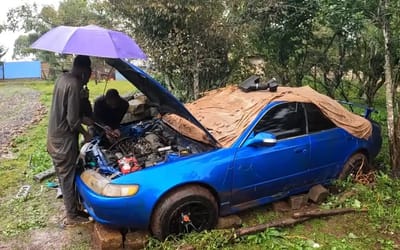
0, 80, 399, 249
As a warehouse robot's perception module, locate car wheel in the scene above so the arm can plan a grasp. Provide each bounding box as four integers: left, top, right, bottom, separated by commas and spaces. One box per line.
338, 152, 369, 180
150, 185, 218, 240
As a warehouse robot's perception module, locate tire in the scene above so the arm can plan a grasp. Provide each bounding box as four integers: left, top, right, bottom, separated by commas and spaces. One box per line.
338, 152, 369, 180
150, 185, 218, 240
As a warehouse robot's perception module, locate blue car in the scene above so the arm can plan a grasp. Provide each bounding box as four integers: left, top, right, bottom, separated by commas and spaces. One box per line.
76, 58, 382, 240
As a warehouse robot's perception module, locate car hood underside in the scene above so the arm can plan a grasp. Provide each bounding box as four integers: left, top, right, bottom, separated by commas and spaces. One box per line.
106, 58, 219, 147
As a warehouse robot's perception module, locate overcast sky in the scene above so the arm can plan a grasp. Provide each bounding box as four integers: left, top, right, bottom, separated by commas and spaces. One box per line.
0, 0, 61, 61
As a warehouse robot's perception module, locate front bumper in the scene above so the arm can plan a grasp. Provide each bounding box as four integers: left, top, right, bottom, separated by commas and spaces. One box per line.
75, 172, 152, 229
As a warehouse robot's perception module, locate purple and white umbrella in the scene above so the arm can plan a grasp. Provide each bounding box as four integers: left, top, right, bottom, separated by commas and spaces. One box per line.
31, 25, 147, 59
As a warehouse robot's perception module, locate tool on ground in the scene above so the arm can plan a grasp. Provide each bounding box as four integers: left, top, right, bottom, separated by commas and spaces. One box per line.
33, 167, 56, 182
16, 185, 31, 200
46, 181, 59, 188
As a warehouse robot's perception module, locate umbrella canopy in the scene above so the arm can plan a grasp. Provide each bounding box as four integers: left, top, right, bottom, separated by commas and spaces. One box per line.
31, 25, 147, 59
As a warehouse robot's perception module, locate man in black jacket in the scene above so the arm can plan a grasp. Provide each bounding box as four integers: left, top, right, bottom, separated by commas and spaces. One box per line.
93, 88, 129, 139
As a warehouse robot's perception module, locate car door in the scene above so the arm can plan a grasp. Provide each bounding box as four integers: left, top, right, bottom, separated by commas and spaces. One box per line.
304, 103, 352, 183
231, 102, 310, 206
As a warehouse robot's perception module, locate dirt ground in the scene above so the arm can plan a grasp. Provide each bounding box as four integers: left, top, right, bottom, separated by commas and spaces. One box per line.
0, 85, 93, 250
0, 85, 46, 158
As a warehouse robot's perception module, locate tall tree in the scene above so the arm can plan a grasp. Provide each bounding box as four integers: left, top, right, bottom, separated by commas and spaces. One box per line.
347, 22, 385, 106
239, 0, 319, 86
307, 0, 367, 99
103, 0, 234, 100
0, 45, 7, 60
0, 45, 7, 80
380, 0, 400, 174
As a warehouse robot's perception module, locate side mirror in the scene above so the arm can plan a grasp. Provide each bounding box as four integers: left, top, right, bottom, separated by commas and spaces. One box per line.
245, 132, 277, 147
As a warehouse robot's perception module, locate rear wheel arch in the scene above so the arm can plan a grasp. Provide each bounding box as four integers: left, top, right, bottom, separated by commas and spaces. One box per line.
359, 148, 370, 160
348, 147, 369, 160
339, 150, 369, 180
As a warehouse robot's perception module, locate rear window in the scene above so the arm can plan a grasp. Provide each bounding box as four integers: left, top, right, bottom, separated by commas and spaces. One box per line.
305, 103, 336, 133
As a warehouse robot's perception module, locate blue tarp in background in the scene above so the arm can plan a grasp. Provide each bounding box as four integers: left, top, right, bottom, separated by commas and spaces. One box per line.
3, 61, 41, 79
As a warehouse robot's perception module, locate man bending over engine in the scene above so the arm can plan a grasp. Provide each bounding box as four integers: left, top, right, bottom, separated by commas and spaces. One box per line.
93, 88, 129, 140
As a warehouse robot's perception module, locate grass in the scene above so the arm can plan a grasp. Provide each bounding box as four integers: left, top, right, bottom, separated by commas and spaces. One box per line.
0, 79, 134, 192
0, 79, 399, 249
146, 175, 400, 249
0, 79, 134, 248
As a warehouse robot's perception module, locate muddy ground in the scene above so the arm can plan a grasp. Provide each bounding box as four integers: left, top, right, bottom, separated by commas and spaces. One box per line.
0, 85, 93, 250
0, 85, 46, 158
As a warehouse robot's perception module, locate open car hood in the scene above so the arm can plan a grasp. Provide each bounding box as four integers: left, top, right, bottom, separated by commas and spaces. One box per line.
106, 58, 219, 147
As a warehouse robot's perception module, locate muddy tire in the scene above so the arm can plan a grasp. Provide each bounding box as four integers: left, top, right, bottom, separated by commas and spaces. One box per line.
338, 152, 369, 180
150, 185, 218, 240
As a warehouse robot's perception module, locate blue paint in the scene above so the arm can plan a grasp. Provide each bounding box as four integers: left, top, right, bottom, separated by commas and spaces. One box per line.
76, 59, 383, 236
4, 61, 41, 79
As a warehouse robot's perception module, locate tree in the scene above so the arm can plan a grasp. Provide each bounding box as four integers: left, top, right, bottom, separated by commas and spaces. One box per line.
103, 0, 234, 100
380, 0, 400, 175
0, 45, 7, 80
237, 0, 319, 86
349, 23, 385, 106
5, 0, 107, 79
0, 45, 7, 60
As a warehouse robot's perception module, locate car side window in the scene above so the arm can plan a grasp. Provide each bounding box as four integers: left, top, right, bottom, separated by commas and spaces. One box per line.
304, 103, 336, 133
254, 102, 306, 140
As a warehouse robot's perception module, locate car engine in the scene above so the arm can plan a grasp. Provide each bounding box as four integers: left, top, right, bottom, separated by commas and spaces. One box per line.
80, 118, 212, 178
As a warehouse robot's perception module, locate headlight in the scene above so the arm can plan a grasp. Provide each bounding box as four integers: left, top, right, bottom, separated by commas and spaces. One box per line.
102, 183, 139, 197
81, 170, 139, 197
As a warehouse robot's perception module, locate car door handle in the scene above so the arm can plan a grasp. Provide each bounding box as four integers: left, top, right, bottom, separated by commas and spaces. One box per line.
294, 148, 307, 153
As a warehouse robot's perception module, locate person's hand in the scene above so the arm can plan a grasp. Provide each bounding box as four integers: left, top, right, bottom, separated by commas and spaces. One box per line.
105, 127, 120, 138
80, 85, 89, 98
113, 129, 121, 138
82, 116, 94, 126
83, 131, 93, 143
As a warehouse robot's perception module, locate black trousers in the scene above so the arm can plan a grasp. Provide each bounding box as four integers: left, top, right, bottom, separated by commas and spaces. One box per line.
49, 136, 79, 218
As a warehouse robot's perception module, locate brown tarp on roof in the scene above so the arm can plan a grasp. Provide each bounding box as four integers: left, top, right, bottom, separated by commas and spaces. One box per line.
162, 113, 215, 146
182, 85, 372, 147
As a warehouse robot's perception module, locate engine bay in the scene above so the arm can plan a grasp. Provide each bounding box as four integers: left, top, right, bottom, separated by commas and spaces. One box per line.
80, 117, 213, 178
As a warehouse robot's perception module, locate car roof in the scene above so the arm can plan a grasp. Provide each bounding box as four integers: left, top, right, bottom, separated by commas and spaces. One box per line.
185, 85, 372, 147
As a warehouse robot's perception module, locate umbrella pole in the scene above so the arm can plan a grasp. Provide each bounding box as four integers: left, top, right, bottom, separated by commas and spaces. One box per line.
102, 81, 109, 96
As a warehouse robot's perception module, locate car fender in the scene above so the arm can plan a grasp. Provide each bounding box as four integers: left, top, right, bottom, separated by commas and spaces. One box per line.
110, 147, 235, 225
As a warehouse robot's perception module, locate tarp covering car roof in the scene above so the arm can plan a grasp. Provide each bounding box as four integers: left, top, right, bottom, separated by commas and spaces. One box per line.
185, 85, 372, 147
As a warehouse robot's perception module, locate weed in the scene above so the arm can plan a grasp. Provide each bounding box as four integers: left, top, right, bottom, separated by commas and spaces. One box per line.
377, 238, 396, 250
145, 230, 233, 250
1, 191, 47, 237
